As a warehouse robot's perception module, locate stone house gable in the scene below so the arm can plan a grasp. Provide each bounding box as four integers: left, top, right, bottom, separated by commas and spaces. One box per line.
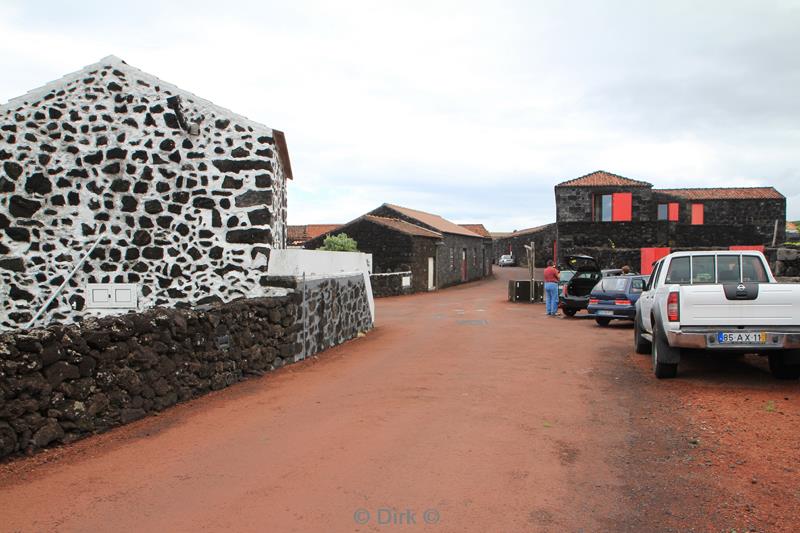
0, 56, 292, 330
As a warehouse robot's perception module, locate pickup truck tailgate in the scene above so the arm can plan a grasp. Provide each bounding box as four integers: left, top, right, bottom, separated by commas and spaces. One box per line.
679, 284, 800, 326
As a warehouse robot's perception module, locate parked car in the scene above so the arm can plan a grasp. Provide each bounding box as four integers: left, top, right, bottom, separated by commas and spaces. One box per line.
588, 275, 649, 326
634, 250, 800, 380
559, 255, 602, 317
498, 254, 516, 267
602, 268, 638, 277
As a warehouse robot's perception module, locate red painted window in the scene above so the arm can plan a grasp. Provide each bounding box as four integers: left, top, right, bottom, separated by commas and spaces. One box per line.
730, 245, 765, 252
668, 203, 679, 221
640, 247, 671, 275
691, 203, 704, 225
611, 192, 632, 221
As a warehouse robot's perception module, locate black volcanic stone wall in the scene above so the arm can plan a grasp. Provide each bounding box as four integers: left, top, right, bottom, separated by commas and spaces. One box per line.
555, 186, 654, 223
0, 274, 372, 459
0, 295, 299, 459
557, 221, 769, 260
370, 272, 413, 297
292, 275, 373, 360
0, 59, 289, 331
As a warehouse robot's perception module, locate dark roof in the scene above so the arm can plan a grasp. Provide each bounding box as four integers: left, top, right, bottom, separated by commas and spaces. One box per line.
459, 224, 491, 238
382, 204, 482, 237
506, 223, 556, 238
556, 171, 652, 188
364, 216, 442, 238
655, 187, 785, 200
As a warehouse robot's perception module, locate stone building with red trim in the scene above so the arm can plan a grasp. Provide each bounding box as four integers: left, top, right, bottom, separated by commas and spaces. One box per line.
495, 170, 786, 273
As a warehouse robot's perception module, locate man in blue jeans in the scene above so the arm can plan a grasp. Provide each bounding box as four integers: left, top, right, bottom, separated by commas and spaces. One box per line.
543, 260, 560, 316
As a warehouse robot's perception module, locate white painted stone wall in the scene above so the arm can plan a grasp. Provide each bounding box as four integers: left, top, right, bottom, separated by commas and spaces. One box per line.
0, 56, 290, 331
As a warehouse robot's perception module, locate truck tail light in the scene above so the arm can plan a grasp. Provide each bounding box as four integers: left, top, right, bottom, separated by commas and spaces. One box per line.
615, 299, 632, 306
589, 298, 599, 305
667, 291, 680, 322
563, 284, 568, 297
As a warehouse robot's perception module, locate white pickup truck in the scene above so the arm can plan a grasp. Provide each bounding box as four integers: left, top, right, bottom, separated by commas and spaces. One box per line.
634, 250, 800, 379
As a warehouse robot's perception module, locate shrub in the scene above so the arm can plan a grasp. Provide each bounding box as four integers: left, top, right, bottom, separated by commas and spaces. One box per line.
321, 233, 358, 252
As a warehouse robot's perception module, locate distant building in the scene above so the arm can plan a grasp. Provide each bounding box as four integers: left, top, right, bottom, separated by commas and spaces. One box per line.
493, 170, 786, 273
305, 203, 492, 291
287, 224, 342, 247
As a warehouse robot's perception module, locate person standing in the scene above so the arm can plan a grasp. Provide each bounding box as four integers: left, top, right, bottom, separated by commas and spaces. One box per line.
543, 260, 560, 316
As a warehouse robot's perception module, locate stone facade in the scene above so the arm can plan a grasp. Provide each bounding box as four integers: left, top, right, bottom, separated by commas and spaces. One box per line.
0, 56, 291, 331
554, 171, 786, 271
367, 204, 492, 289
0, 274, 372, 459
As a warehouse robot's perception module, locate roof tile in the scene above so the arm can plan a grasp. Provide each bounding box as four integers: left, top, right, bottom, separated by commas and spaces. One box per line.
556, 171, 652, 188
655, 187, 784, 200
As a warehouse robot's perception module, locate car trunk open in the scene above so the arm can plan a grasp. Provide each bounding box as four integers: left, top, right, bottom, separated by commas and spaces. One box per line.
564, 255, 602, 297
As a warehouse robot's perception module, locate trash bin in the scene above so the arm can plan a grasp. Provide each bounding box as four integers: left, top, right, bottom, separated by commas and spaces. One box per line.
508, 280, 531, 302
530, 280, 544, 303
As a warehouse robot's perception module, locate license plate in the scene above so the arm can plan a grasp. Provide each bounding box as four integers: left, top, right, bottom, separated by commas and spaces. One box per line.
717, 332, 767, 344
597, 310, 614, 316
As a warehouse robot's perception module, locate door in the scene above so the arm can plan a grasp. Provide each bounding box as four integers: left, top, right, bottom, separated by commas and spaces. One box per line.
427, 257, 435, 290
461, 248, 467, 282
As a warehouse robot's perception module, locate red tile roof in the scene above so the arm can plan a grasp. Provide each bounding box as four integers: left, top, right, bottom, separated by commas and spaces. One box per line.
556, 170, 652, 188
459, 224, 491, 238
655, 187, 784, 200
383, 204, 483, 238
287, 224, 342, 244
364, 216, 442, 238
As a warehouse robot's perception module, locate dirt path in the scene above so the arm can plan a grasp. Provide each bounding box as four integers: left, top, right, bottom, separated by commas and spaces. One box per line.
1, 268, 798, 532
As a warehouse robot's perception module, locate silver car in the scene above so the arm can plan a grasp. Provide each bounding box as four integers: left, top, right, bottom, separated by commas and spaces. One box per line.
498, 254, 516, 267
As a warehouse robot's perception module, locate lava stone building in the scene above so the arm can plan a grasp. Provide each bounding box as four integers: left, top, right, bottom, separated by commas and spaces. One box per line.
555, 171, 786, 273
304, 215, 441, 292
0, 56, 293, 331
306, 204, 492, 290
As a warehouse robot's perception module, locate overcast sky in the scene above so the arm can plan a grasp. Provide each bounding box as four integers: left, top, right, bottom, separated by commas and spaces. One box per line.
1, 0, 798, 231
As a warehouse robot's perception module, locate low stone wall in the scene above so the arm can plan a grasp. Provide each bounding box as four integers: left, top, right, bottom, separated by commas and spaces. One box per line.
0, 274, 373, 459
370, 272, 413, 298
773, 247, 800, 277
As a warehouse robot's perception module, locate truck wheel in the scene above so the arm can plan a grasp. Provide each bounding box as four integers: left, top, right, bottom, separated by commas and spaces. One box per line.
634, 314, 651, 354
595, 318, 611, 327
652, 323, 678, 379
562, 308, 577, 317
768, 353, 800, 380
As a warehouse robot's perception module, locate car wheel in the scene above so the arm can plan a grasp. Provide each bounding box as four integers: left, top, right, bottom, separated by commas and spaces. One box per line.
595, 317, 611, 327
562, 308, 577, 317
652, 322, 678, 379
768, 352, 800, 380
634, 313, 651, 354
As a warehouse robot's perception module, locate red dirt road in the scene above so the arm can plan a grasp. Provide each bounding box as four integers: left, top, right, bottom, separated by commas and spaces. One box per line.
1, 268, 799, 532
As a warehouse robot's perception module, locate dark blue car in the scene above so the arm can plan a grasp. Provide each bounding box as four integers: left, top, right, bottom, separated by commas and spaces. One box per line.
587, 275, 649, 326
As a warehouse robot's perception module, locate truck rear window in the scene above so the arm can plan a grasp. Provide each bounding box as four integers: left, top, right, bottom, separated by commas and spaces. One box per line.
665, 254, 768, 285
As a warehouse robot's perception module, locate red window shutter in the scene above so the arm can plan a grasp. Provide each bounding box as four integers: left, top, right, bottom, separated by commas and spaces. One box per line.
640, 247, 671, 275
612, 192, 632, 221
691, 203, 704, 225
668, 202, 679, 221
